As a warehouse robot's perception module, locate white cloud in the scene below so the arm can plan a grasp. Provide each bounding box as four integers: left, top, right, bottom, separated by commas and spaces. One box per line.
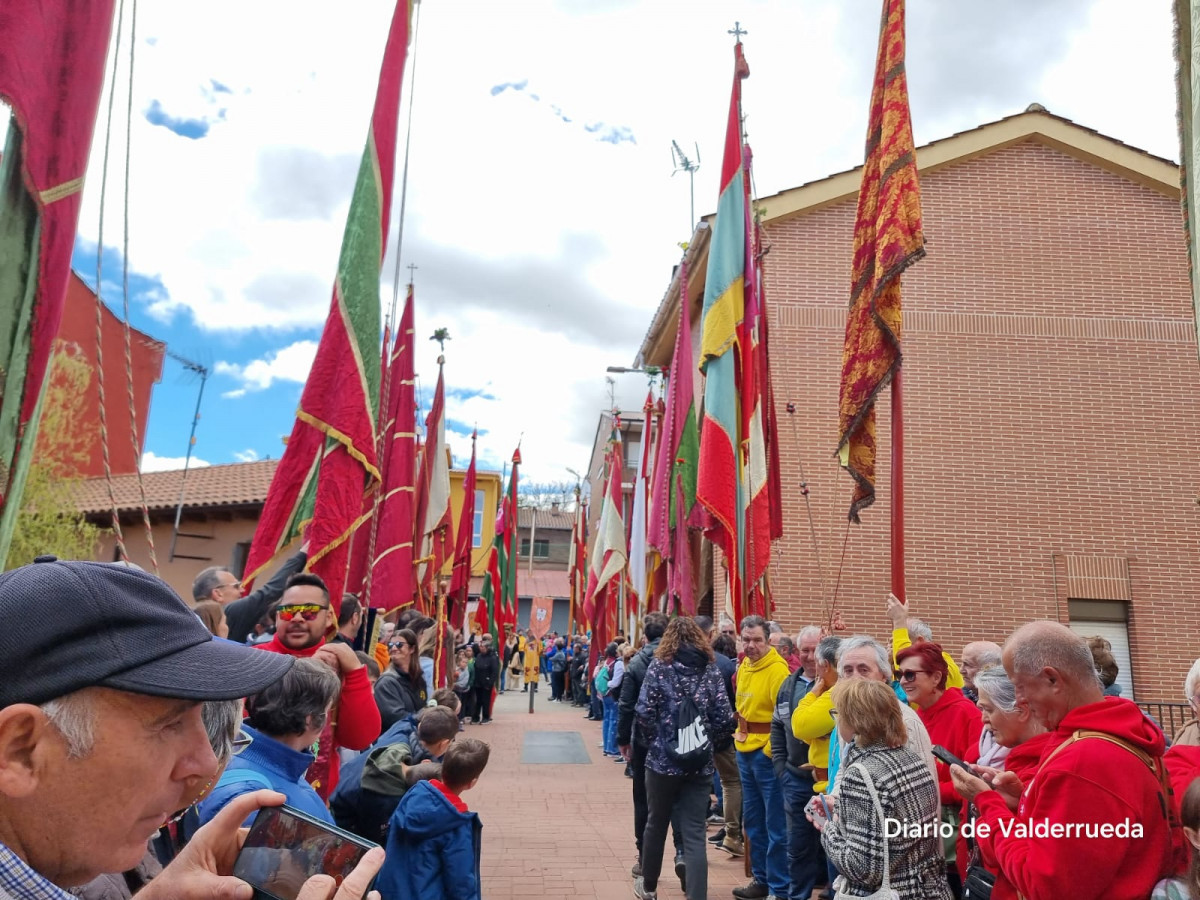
60, 0, 1177, 483
217, 340, 318, 391
233, 448, 260, 462
142, 451, 211, 472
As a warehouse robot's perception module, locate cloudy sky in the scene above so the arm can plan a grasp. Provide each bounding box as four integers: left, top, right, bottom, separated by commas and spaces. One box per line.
12, 0, 1180, 485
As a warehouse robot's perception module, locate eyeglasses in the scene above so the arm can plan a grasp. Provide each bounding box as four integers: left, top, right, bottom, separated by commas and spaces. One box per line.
276, 603, 328, 621
221, 581, 242, 591
829, 709, 839, 719
388, 640, 410, 650
232, 729, 254, 755
897, 669, 930, 682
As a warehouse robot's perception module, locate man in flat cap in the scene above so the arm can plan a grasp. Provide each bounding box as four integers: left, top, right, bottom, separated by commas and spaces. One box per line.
0, 556, 383, 900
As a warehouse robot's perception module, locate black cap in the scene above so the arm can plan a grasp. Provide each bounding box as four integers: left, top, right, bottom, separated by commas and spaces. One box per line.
0, 556, 293, 707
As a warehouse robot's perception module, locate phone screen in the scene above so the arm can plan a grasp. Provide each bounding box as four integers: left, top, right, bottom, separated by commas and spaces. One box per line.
233, 807, 371, 900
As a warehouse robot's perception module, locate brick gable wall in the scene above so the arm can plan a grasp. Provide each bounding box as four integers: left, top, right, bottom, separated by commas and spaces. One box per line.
762, 139, 1200, 701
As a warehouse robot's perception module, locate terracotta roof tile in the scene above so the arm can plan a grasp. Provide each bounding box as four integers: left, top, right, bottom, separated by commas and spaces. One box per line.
74, 459, 279, 515
517, 507, 576, 531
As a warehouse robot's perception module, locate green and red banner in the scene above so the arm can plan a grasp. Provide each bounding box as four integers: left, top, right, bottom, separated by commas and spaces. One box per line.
245, 0, 414, 606
0, 0, 117, 564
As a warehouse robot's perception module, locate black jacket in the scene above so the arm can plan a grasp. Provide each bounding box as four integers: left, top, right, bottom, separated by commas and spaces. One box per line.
474, 648, 500, 690
770, 668, 815, 779
374, 668, 426, 732
617, 639, 661, 747
224, 550, 308, 644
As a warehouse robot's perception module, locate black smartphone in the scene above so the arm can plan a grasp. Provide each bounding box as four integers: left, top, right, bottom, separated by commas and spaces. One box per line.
233, 805, 380, 900
931, 744, 971, 772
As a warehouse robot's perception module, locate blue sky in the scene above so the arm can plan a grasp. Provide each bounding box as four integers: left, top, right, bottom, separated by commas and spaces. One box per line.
45, 0, 1178, 483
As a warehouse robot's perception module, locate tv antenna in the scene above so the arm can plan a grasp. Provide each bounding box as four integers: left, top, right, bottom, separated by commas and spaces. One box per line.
163, 349, 211, 563
671, 140, 701, 236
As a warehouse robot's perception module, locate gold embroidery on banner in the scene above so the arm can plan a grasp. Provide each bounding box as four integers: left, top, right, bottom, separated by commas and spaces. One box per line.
40, 177, 85, 204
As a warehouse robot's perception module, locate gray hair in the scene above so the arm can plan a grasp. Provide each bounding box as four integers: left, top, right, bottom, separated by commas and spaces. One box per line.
1009, 622, 1099, 684
816, 635, 842, 667
246, 658, 341, 738
907, 617, 933, 642
768, 621, 784, 634
837, 635, 891, 679
202, 698, 244, 765
974, 666, 1018, 713
1186, 657, 1200, 703
740, 614, 768, 635
192, 566, 229, 602
40, 689, 98, 759
796, 625, 822, 644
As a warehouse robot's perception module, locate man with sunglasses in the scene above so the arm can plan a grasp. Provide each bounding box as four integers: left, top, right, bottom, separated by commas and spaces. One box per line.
257, 574, 382, 799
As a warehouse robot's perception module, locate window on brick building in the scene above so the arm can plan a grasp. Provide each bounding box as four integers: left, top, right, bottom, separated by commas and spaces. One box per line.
1068, 599, 1134, 700
520, 538, 550, 559
230, 541, 251, 579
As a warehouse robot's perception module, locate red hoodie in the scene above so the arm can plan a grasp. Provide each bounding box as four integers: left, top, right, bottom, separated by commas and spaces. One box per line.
257, 636, 382, 796
972, 731, 1054, 900
974, 697, 1173, 900
1163, 743, 1200, 875
920, 687, 984, 807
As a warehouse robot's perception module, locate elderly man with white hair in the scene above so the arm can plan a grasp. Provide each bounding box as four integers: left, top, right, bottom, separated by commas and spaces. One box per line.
960, 641, 1003, 703
0, 556, 384, 900
950, 621, 1173, 900
826, 634, 938, 795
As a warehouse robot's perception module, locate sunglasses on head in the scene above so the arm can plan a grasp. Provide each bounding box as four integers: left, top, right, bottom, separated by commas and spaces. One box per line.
276, 603, 327, 622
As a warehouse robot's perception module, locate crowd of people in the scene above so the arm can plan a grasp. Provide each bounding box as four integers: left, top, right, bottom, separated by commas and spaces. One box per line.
561, 599, 1200, 900
7, 550, 1200, 900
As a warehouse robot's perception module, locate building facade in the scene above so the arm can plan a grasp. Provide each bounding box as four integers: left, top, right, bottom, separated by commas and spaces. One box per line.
637, 108, 1200, 702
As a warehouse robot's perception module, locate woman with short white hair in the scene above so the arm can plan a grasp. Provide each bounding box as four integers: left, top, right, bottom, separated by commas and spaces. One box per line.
1173, 658, 1200, 746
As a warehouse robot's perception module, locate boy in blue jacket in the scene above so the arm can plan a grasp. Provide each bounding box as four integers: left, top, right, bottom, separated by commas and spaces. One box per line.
376, 737, 491, 900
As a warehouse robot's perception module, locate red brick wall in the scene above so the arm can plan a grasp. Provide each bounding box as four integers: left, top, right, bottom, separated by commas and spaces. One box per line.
761, 139, 1200, 701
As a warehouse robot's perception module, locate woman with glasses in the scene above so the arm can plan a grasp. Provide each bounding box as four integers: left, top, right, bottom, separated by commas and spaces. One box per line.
816, 678, 949, 900
895, 642, 982, 895
375, 627, 428, 731
198, 658, 342, 826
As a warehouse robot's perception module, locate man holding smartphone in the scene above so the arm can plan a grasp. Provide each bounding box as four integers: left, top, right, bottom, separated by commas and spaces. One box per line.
0, 556, 384, 900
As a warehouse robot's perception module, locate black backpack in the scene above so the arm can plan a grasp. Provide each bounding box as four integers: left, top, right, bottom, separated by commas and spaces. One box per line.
665, 691, 713, 773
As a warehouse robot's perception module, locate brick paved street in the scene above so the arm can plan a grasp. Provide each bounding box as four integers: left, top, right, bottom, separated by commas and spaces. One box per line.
463, 682, 759, 900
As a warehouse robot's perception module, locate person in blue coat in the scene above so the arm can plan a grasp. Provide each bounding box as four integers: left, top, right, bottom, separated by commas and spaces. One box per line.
198, 658, 341, 826
376, 737, 491, 900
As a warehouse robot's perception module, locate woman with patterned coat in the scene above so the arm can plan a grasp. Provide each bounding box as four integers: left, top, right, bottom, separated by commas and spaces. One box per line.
633, 617, 735, 900
817, 678, 950, 900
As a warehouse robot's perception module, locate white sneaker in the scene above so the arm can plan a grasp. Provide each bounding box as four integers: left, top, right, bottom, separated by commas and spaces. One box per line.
632, 876, 657, 900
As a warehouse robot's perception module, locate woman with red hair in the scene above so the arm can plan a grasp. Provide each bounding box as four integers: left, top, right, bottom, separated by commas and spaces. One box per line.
895, 641, 982, 896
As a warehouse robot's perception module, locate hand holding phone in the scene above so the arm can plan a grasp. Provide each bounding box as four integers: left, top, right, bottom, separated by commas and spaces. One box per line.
233, 805, 380, 900
931, 744, 972, 773
804, 795, 829, 830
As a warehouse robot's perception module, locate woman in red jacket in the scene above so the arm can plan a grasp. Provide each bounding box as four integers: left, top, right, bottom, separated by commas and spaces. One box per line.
966, 665, 1053, 900
896, 642, 983, 894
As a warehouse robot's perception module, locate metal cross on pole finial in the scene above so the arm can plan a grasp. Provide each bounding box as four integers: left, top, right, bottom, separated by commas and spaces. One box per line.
407, 263, 418, 285
728, 21, 747, 41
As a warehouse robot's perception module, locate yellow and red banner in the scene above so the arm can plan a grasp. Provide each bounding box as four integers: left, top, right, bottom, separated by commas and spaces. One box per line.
837, 0, 925, 522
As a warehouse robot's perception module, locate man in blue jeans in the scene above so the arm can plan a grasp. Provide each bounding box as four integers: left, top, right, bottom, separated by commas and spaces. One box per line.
733, 615, 791, 900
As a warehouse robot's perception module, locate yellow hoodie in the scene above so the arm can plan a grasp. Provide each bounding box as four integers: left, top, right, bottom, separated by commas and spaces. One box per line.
791, 687, 835, 792
735, 648, 790, 755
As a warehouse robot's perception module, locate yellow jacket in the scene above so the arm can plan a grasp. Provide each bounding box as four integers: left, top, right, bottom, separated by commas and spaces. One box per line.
735, 648, 790, 755
791, 686, 835, 792
892, 628, 964, 689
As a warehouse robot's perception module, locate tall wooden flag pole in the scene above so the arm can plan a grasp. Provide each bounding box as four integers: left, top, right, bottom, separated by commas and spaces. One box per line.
836, 0, 924, 603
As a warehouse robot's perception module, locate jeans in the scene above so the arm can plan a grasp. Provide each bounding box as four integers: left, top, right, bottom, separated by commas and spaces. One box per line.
713, 744, 742, 841
780, 769, 825, 900
631, 741, 682, 858
738, 748, 789, 896
641, 769, 710, 900
602, 693, 619, 754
